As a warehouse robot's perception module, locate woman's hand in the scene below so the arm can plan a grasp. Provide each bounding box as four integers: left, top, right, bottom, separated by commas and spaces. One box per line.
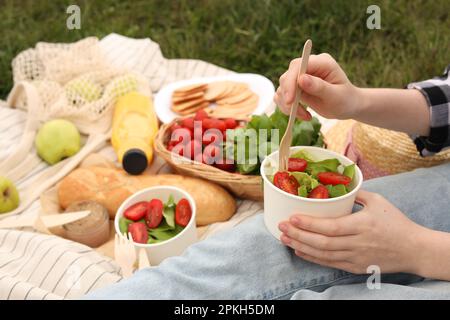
278, 190, 427, 275
274, 53, 361, 121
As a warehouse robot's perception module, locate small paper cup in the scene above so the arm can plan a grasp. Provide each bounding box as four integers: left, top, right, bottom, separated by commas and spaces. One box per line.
115, 186, 197, 265
261, 146, 363, 239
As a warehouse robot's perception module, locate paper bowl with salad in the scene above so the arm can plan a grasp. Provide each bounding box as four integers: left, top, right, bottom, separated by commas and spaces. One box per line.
261, 146, 363, 239
114, 186, 197, 265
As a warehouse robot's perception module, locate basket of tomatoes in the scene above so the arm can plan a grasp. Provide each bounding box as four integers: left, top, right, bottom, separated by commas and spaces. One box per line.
154, 110, 264, 200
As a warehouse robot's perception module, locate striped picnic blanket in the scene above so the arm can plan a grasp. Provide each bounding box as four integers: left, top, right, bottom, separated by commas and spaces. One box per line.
0, 34, 263, 300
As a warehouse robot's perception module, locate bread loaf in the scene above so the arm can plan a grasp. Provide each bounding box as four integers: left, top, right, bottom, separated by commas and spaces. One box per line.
57, 166, 236, 225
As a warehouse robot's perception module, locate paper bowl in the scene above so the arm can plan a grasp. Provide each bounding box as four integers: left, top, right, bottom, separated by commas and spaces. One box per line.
261, 146, 363, 239
114, 186, 197, 266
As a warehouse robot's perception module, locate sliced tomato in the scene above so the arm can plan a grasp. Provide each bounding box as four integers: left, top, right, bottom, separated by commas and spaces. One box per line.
145, 199, 164, 229
273, 171, 290, 188
308, 185, 329, 199
123, 201, 148, 221
175, 198, 192, 227
224, 118, 238, 129
318, 172, 351, 186
128, 222, 148, 244
273, 171, 299, 195
194, 109, 209, 121
288, 158, 307, 172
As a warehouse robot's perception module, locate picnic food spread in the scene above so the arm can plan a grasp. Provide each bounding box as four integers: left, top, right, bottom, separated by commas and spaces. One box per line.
119, 195, 192, 244
111, 92, 159, 175
270, 150, 356, 199
171, 81, 259, 119
57, 166, 236, 225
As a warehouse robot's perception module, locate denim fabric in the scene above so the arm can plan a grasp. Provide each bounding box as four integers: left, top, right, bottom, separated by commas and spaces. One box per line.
85, 162, 450, 300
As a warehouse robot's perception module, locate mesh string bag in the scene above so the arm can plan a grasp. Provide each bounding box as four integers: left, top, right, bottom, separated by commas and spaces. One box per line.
0, 37, 151, 218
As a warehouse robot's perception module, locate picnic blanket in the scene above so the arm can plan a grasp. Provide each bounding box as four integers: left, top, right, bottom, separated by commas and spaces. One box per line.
0, 34, 264, 299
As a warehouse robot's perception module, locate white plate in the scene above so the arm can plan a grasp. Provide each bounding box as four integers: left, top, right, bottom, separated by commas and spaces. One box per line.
154, 73, 275, 123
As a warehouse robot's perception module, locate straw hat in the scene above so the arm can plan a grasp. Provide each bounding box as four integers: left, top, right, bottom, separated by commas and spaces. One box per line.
324, 120, 450, 179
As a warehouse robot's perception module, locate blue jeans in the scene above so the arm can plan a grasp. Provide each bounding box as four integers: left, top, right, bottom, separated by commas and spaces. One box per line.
86, 162, 450, 299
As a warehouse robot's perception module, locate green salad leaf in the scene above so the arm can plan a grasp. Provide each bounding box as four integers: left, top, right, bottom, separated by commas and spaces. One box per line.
290, 172, 319, 191
119, 217, 133, 235
343, 164, 355, 179
226, 107, 324, 175
326, 184, 348, 198
306, 158, 340, 177
290, 150, 315, 162
163, 195, 176, 228
298, 185, 308, 197
148, 224, 184, 241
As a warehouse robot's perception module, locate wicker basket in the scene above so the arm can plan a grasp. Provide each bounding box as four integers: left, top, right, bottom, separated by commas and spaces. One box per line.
325, 120, 450, 176
154, 120, 263, 201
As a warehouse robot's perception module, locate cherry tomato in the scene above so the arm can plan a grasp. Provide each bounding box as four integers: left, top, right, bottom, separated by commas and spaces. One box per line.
123, 201, 148, 221
171, 142, 185, 156
317, 172, 351, 186
203, 118, 226, 132
215, 159, 236, 172
181, 117, 195, 132
308, 185, 329, 199
273, 171, 299, 195
169, 127, 191, 145
202, 144, 221, 164
202, 129, 223, 146
288, 158, 308, 172
175, 198, 192, 227
170, 123, 182, 133
128, 222, 148, 244
224, 118, 238, 129
145, 199, 164, 229
194, 109, 209, 121
187, 139, 203, 162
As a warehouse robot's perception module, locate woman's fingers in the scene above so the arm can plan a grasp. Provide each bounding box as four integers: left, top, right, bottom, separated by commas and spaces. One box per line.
279, 222, 355, 251
289, 214, 360, 236
280, 234, 352, 262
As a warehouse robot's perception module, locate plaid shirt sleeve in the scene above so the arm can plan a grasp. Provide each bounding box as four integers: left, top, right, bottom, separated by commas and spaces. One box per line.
407, 64, 450, 156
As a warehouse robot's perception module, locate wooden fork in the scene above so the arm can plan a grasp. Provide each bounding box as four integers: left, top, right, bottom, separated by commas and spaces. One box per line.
278, 39, 313, 171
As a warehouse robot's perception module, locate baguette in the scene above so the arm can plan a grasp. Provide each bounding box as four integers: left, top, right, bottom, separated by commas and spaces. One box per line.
57, 166, 236, 226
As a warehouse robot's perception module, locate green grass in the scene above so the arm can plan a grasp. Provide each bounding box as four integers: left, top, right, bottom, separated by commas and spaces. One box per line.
0, 0, 449, 99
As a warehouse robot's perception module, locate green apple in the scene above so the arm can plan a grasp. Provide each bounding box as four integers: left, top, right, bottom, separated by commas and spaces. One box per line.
110, 75, 138, 97
0, 176, 20, 214
66, 79, 102, 102
35, 119, 81, 165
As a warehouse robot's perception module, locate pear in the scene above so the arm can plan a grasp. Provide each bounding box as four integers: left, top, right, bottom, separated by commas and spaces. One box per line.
35, 119, 81, 165
0, 176, 20, 214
